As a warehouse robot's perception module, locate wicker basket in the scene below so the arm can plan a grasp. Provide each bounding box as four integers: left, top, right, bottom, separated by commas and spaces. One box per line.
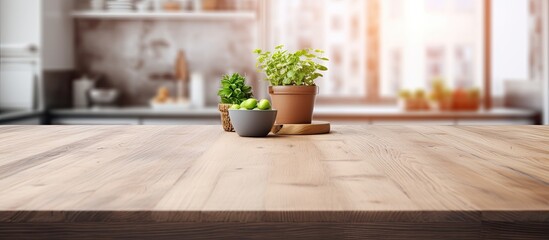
218, 104, 234, 132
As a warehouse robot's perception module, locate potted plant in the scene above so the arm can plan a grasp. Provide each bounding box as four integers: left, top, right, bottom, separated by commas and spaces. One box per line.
254, 45, 329, 124
217, 73, 253, 132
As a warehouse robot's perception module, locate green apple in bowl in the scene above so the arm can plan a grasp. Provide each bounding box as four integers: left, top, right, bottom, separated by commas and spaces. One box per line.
229, 104, 240, 110
237, 99, 272, 111
241, 98, 258, 110
257, 99, 272, 110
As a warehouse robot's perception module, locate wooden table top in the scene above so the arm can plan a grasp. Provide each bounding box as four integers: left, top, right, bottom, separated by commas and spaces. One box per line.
0, 125, 548, 223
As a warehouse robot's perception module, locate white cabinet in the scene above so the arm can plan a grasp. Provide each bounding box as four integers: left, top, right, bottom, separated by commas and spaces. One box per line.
0, 0, 41, 47
0, 63, 36, 110
1, 0, 74, 113
1, 0, 73, 69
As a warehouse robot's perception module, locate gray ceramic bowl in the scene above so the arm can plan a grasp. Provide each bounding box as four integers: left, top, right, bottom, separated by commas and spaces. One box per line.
229, 109, 278, 137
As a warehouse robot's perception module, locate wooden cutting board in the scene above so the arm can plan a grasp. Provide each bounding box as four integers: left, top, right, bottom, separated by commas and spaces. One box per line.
271, 121, 331, 135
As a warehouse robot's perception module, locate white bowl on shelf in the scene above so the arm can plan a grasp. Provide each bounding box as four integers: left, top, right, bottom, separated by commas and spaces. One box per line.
89, 89, 119, 107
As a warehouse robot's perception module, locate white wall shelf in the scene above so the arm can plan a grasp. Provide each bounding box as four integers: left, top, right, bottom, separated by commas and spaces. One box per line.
71, 11, 256, 20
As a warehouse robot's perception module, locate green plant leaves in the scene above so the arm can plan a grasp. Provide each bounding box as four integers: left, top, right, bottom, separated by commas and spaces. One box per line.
253, 45, 329, 86
217, 73, 254, 104
287, 70, 296, 78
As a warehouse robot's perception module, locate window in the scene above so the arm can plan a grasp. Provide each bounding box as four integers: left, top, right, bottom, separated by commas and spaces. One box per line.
454, 45, 475, 89
380, 0, 484, 97
270, 0, 366, 99
529, 0, 544, 82
269, 0, 486, 103
384, 49, 402, 96
425, 46, 446, 90
491, 0, 529, 96
426, 0, 449, 13
388, 0, 404, 19
454, 0, 475, 13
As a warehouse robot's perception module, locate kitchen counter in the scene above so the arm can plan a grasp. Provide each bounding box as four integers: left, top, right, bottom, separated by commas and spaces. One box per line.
0, 126, 548, 239
50, 107, 220, 118
49, 106, 539, 122
314, 106, 538, 119
0, 110, 43, 124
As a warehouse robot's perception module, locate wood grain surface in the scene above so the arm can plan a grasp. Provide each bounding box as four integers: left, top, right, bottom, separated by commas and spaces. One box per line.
0, 125, 548, 239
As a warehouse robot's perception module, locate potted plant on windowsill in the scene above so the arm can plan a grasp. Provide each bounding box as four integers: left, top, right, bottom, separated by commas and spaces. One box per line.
217, 73, 253, 132
254, 45, 329, 124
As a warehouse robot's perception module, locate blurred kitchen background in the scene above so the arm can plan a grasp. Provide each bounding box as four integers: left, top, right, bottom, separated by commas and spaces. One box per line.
1, 0, 548, 125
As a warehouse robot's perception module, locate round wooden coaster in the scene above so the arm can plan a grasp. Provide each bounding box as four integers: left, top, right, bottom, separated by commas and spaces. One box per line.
271, 121, 331, 135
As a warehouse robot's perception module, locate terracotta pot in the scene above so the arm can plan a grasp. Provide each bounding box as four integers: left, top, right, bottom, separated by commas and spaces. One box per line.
218, 104, 234, 132
269, 86, 318, 124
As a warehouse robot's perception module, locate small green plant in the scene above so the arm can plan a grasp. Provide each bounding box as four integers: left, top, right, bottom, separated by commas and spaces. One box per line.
217, 73, 253, 104
253, 45, 329, 86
